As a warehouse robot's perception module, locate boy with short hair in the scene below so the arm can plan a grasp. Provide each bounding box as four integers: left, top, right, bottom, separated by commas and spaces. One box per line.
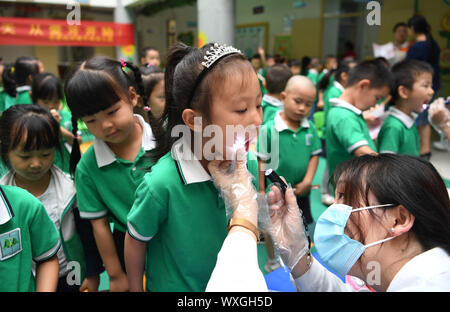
378, 59, 434, 156
325, 60, 394, 182
262, 64, 293, 125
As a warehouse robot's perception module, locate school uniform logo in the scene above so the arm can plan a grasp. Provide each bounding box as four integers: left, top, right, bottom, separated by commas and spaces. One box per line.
0, 228, 22, 261
305, 134, 313, 146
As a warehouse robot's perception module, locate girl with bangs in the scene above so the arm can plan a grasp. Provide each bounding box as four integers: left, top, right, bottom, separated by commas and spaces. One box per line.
64, 56, 161, 292
125, 42, 263, 292
0, 104, 103, 292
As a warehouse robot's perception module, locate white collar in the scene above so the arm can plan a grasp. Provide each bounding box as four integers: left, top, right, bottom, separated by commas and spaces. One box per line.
0, 187, 14, 225
262, 94, 283, 107
388, 107, 416, 129
16, 85, 31, 93
171, 136, 211, 185
274, 110, 310, 132
330, 98, 362, 115
309, 68, 319, 75
94, 114, 156, 168
333, 80, 345, 93
387, 247, 450, 292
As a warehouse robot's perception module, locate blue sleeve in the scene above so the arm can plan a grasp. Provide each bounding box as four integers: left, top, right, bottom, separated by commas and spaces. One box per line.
406, 43, 428, 62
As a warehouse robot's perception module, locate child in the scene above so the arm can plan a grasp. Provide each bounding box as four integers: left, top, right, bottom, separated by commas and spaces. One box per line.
138, 65, 165, 122
140, 46, 161, 67
317, 60, 357, 206
289, 58, 302, 76
31, 72, 78, 174
325, 60, 393, 185
378, 59, 434, 156
0, 184, 60, 291
1, 56, 40, 111
125, 42, 262, 292
258, 75, 321, 222
0, 105, 103, 292
64, 56, 160, 292
261, 64, 292, 125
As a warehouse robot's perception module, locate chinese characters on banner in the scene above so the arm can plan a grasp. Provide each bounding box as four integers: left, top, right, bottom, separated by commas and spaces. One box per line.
0, 17, 134, 46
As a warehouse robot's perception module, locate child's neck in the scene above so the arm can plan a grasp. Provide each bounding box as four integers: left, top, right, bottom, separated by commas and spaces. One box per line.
280, 112, 300, 131
107, 116, 143, 162
394, 99, 415, 117
340, 89, 362, 110
266, 93, 282, 101
14, 171, 51, 198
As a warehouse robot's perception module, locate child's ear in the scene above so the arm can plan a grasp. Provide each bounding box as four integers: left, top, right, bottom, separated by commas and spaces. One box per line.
280, 91, 287, 101
182, 109, 202, 132
397, 85, 409, 100
341, 72, 348, 85
128, 86, 138, 107
357, 79, 371, 90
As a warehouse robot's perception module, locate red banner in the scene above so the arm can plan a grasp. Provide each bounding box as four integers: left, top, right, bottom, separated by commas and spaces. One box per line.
0, 17, 134, 46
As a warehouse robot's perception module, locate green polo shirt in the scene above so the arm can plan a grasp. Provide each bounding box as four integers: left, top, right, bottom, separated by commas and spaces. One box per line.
378, 107, 420, 156
53, 109, 72, 174
0, 185, 61, 292
257, 111, 322, 195
325, 98, 377, 180
3, 86, 33, 111
127, 138, 259, 292
75, 115, 156, 233
323, 81, 345, 125
262, 94, 283, 125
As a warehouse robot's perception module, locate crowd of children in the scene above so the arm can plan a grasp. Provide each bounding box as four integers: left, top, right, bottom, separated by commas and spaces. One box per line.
0, 16, 449, 292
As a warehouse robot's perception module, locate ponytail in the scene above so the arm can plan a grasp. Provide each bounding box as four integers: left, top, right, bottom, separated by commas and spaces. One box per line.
318, 68, 336, 92
2, 64, 17, 97
69, 115, 81, 177
151, 43, 194, 162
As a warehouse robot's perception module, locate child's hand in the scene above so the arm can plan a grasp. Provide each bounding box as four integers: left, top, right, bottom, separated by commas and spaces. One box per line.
294, 181, 311, 196
109, 271, 129, 292
50, 109, 61, 123
316, 99, 324, 110
79, 275, 100, 292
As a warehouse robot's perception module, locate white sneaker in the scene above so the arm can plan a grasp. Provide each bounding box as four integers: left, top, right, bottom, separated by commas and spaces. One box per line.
321, 194, 335, 206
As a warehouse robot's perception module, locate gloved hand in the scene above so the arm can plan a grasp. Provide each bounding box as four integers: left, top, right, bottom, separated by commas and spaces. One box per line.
208, 146, 258, 227
267, 184, 310, 271
429, 97, 450, 133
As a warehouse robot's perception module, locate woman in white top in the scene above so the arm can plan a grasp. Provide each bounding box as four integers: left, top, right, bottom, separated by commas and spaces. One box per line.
269, 153, 450, 292
207, 152, 450, 292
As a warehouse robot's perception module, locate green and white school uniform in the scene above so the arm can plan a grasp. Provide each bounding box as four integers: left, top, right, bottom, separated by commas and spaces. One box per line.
257, 110, 322, 195
0, 185, 60, 292
1, 165, 87, 281
323, 80, 345, 125
75, 114, 156, 233
3, 86, 33, 111
377, 107, 420, 156
306, 69, 319, 86
53, 109, 73, 174
127, 137, 260, 292
262, 94, 283, 125
325, 98, 377, 179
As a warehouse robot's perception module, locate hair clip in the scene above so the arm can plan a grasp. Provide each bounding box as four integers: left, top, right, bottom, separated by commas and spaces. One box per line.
11, 66, 15, 73
120, 58, 127, 71
143, 106, 151, 112
146, 62, 153, 68
201, 43, 242, 69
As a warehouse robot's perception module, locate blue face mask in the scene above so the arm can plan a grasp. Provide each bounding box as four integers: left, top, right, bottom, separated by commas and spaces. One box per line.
314, 203, 396, 277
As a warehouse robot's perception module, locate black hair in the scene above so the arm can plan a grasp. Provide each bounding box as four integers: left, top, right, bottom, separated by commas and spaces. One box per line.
393, 22, 407, 32
152, 42, 253, 162
265, 64, 293, 94
318, 59, 357, 92
347, 59, 395, 90
251, 53, 261, 60
2, 56, 40, 97
64, 56, 162, 176
300, 56, 311, 76
136, 65, 164, 122
31, 72, 64, 104
408, 15, 437, 64
0, 104, 61, 168
390, 59, 434, 104
332, 153, 450, 255
288, 58, 301, 68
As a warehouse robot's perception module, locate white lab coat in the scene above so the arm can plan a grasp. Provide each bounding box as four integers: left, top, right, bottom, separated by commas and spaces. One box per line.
294, 247, 450, 292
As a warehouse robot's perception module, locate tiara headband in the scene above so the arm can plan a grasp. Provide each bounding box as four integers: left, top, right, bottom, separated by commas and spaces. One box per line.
187, 43, 242, 107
